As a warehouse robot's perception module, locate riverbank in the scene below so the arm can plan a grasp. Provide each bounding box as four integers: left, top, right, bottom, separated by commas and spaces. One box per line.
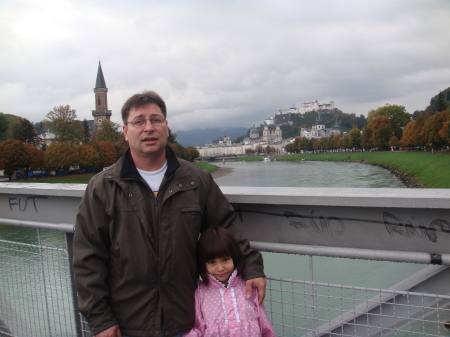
210, 166, 235, 179
238, 151, 450, 188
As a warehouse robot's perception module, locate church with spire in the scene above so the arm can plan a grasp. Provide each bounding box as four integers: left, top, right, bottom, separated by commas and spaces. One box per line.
88, 60, 112, 138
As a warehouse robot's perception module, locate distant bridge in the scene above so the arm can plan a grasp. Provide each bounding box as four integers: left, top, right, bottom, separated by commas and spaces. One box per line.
197, 154, 246, 161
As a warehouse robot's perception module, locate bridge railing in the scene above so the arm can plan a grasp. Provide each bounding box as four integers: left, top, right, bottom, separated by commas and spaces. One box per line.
1, 183, 449, 337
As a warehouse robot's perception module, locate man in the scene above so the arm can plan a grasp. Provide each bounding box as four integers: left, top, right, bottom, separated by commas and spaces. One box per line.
73, 91, 266, 337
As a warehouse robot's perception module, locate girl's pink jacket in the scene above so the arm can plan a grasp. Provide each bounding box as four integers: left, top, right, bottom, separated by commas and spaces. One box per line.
184, 270, 277, 337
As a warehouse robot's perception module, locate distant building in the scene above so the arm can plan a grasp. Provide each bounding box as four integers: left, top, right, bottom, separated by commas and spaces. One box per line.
300, 113, 340, 139
90, 61, 112, 138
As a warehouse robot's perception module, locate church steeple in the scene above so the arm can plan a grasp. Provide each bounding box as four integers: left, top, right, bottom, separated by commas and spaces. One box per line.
92, 60, 112, 128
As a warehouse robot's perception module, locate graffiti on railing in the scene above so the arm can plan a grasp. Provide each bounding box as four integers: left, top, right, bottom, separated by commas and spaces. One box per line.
284, 210, 346, 236
235, 206, 450, 243
8, 196, 48, 212
383, 211, 450, 243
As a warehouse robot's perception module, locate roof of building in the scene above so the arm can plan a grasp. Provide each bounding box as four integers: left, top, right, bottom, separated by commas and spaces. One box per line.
95, 61, 107, 89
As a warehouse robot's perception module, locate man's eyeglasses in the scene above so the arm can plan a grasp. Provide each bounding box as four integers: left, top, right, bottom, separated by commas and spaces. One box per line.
126, 116, 165, 128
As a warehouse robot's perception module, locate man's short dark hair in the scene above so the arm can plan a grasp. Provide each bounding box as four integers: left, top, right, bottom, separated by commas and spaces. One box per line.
197, 227, 244, 285
121, 90, 167, 124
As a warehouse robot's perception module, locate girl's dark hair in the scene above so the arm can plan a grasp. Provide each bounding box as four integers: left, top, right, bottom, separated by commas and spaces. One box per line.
197, 227, 244, 285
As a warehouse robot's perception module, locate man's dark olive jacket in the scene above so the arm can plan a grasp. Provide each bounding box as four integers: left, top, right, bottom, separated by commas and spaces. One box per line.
72, 146, 265, 337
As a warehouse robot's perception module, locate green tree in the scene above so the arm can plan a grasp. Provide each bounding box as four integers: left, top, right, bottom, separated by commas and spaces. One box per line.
280, 124, 301, 139
348, 126, 362, 149
43, 105, 84, 146
82, 119, 91, 143
367, 104, 411, 139
0, 139, 27, 180
96, 120, 122, 143
0, 113, 8, 141
11, 117, 38, 144
45, 142, 78, 171
434, 91, 447, 113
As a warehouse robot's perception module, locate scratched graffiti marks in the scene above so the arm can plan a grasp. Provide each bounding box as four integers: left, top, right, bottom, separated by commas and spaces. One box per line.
8, 196, 48, 212
383, 211, 450, 243
284, 210, 346, 236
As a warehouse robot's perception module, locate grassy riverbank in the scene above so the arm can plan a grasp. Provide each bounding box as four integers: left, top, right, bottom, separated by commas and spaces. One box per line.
240, 152, 450, 188
12, 162, 219, 184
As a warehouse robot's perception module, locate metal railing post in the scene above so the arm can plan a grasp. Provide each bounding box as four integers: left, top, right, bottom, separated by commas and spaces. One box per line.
66, 231, 84, 337
309, 255, 317, 337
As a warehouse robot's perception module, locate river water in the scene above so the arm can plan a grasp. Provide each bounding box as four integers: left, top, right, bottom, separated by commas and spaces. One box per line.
213, 160, 421, 288
0, 160, 436, 336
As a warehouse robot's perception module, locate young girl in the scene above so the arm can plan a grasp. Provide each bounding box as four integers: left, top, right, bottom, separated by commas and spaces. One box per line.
184, 227, 276, 337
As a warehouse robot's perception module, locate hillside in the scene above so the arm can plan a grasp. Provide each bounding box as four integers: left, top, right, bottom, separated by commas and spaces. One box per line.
174, 127, 248, 147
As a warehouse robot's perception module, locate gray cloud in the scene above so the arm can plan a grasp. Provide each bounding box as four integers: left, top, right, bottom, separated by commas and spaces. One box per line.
1, 0, 449, 132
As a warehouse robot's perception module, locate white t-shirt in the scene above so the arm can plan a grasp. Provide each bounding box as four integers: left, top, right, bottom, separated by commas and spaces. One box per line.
136, 161, 168, 197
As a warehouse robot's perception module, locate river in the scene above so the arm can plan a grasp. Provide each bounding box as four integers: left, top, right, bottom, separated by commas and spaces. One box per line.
212, 160, 422, 287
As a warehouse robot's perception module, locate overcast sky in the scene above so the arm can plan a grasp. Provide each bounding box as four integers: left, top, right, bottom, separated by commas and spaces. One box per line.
1, 0, 450, 132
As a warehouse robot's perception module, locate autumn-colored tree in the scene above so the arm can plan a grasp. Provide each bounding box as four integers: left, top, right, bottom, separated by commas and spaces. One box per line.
439, 120, 450, 145
0, 139, 27, 180
113, 138, 129, 159
318, 137, 328, 151
333, 134, 343, 149
284, 143, 295, 153
97, 141, 118, 169
76, 143, 101, 172
389, 136, 400, 149
24, 143, 45, 178
421, 110, 450, 150
311, 138, 319, 152
45, 142, 78, 172
44, 105, 84, 146
367, 104, 411, 139
348, 125, 362, 149
185, 146, 200, 161
371, 116, 393, 149
401, 120, 417, 148
170, 142, 187, 159
96, 120, 123, 143
361, 126, 373, 149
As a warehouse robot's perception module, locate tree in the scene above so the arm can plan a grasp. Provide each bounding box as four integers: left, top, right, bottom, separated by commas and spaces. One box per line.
170, 142, 187, 159
389, 136, 400, 149
24, 143, 45, 178
96, 120, 122, 143
421, 110, 450, 150
11, 117, 38, 144
45, 142, 77, 171
371, 116, 393, 149
76, 143, 101, 172
114, 138, 129, 159
0, 113, 8, 142
361, 126, 373, 149
348, 126, 362, 149
82, 119, 91, 143
0, 139, 27, 180
434, 91, 447, 114
43, 105, 84, 146
367, 104, 411, 139
185, 146, 200, 161
97, 141, 118, 169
